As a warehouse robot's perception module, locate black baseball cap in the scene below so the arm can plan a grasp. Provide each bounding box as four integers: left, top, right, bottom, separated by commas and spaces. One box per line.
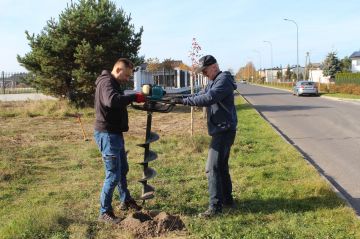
195, 55, 217, 73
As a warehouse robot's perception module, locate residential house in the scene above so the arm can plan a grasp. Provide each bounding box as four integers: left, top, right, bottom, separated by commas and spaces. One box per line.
133, 63, 154, 91
133, 60, 207, 93
280, 66, 305, 82
264, 67, 281, 82
307, 63, 332, 83
350, 51, 360, 73
264, 66, 305, 82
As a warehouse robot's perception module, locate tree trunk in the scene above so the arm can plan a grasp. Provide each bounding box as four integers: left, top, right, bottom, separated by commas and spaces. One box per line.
190, 74, 194, 136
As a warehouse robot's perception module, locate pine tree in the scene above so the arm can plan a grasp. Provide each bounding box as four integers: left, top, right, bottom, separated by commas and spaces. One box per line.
323, 52, 341, 79
340, 56, 352, 73
285, 64, 292, 80
17, 0, 143, 107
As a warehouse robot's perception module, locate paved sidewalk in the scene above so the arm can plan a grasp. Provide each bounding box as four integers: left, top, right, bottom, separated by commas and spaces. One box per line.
0, 93, 57, 101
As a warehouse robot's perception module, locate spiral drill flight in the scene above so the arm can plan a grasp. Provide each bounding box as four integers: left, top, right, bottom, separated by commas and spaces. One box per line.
131, 84, 176, 201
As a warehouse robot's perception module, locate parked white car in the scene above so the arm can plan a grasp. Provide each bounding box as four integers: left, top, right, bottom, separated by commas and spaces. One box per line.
293, 81, 319, 96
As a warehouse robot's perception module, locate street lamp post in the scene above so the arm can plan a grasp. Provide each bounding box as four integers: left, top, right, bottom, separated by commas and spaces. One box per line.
284, 18, 299, 82
263, 40, 273, 82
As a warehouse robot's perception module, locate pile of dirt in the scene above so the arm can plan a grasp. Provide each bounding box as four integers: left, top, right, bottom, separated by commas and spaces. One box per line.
119, 210, 185, 239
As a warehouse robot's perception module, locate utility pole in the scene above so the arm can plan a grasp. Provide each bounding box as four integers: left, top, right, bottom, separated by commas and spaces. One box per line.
305, 52, 309, 81
308, 52, 312, 81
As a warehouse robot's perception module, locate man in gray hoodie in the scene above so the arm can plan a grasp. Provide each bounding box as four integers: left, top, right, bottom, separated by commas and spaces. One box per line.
172, 55, 238, 218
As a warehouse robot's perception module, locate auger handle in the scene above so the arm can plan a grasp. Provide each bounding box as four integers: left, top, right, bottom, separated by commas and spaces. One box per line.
130, 101, 175, 113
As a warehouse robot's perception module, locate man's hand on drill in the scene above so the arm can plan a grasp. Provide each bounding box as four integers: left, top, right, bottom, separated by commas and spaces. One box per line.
135, 92, 146, 103
170, 97, 184, 105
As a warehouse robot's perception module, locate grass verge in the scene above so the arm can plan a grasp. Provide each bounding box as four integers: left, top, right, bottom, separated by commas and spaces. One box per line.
0, 99, 359, 238
320, 92, 360, 100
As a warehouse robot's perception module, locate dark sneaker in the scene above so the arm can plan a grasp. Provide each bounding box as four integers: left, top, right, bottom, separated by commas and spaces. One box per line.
198, 207, 222, 218
98, 211, 121, 224
223, 201, 236, 209
119, 198, 142, 211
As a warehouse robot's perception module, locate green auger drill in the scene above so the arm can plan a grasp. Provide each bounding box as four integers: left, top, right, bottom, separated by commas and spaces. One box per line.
131, 84, 175, 201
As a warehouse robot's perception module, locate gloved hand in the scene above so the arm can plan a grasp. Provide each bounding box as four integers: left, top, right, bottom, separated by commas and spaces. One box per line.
170, 97, 184, 105
135, 92, 146, 103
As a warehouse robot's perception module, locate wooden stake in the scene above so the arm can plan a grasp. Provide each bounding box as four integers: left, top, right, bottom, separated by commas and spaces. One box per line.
77, 114, 88, 141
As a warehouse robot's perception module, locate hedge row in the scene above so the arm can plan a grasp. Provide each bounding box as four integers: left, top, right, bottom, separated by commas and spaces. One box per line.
335, 73, 360, 85
320, 83, 360, 95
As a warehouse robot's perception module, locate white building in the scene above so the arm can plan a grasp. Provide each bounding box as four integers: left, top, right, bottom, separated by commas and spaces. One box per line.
133, 64, 154, 92
264, 68, 279, 82
307, 63, 331, 83
308, 69, 331, 83
350, 51, 360, 73
133, 61, 207, 93
264, 66, 305, 82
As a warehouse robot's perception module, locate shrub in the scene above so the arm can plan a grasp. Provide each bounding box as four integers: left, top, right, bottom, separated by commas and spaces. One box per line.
335, 73, 360, 85
325, 83, 360, 95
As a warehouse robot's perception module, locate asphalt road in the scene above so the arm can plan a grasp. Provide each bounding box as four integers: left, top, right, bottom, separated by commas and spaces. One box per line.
238, 83, 360, 215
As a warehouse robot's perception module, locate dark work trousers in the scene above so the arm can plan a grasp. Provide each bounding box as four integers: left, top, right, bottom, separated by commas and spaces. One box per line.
206, 130, 236, 209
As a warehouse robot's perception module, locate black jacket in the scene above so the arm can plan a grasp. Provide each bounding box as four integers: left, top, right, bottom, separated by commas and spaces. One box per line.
94, 70, 136, 133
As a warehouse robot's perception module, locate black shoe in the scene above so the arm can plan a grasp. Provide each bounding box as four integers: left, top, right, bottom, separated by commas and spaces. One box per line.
223, 201, 236, 209
198, 207, 222, 218
98, 211, 121, 224
119, 198, 142, 211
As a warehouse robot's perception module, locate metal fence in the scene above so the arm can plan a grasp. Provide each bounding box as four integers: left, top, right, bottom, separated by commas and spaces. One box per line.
0, 71, 36, 94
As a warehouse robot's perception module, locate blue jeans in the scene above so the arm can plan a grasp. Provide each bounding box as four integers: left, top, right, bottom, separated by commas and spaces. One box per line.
206, 131, 236, 209
94, 131, 131, 214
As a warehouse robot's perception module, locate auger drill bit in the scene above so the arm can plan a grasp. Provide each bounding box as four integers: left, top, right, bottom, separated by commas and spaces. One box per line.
137, 109, 158, 202
131, 84, 176, 204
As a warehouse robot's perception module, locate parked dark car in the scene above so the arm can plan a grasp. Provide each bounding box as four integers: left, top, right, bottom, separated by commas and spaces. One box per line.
293, 81, 319, 96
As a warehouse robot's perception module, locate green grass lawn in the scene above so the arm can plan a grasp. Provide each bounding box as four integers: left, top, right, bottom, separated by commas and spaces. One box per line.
320, 92, 360, 100
0, 99, 359, 239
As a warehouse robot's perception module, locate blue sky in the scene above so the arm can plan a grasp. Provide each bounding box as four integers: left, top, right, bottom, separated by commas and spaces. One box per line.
1, 0, 359, 72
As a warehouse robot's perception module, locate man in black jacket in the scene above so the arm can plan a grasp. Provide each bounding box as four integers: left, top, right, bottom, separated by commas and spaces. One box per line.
94, 58, 145, 223
172, 55, 238, 218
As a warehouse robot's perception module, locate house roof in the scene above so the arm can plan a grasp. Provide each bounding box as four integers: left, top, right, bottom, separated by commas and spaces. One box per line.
138, 63, 148, 70
170, 60, 183, 67
308, 63, 322, 69
350, 51, 360, 59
